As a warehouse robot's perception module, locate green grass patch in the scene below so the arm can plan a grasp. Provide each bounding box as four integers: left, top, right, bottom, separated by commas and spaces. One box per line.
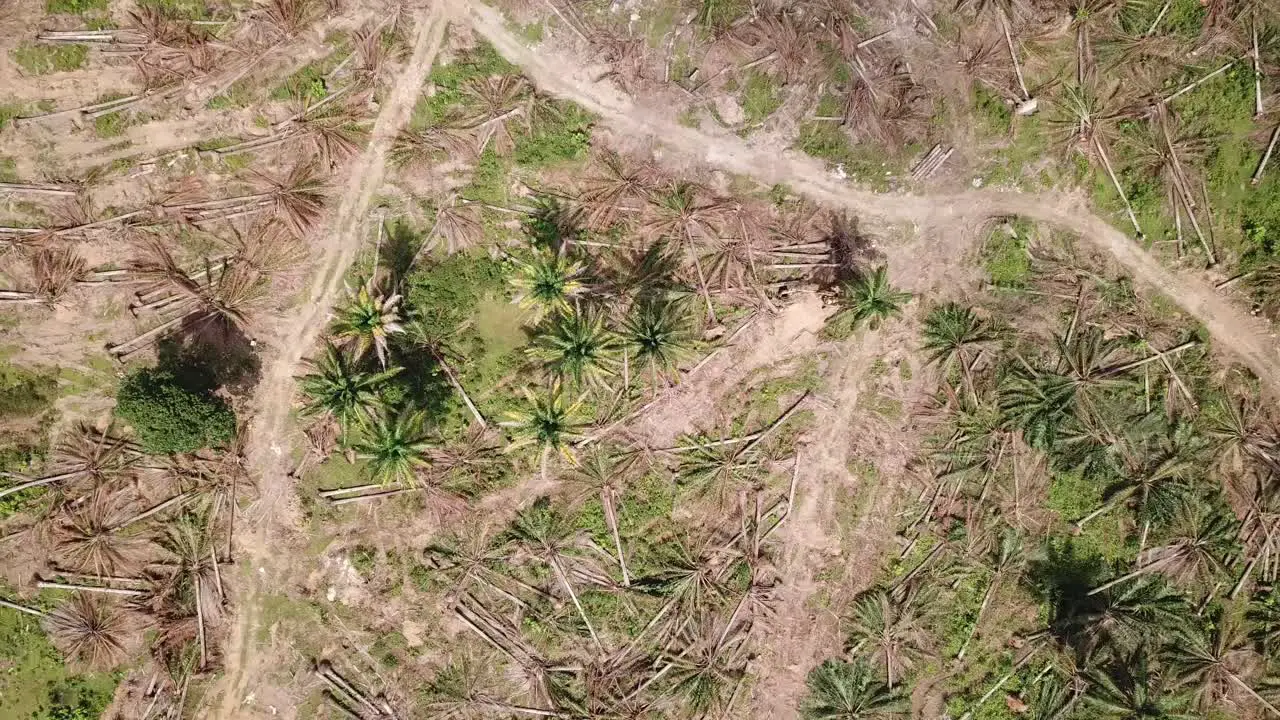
739, 71, 782, 126
982, 223, 1032, 289
271, 61, 333, 103
412, 41, 517, 129
1118, 0, 1204, 38
513, 101, 593, 167
794, 121, 909, 190
136, 0, 213, 20
458, 146, 511, 206
0, 156, 16, 183
11, 45, 88, 75
973, 85, 1011, 135
0, 597, 119, 720
206, 80, 255, 110
0, 361, 59, 421
45, 0, 107, 13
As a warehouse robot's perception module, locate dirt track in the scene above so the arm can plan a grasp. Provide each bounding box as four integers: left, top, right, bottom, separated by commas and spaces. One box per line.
207, 7, 447, 718
455, 0, 1280, 398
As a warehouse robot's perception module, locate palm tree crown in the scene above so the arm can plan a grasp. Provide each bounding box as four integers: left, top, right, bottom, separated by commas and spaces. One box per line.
801, 659, 906, 720
830, 266, 912, 333
353, 408, 434, 486
298, 342, 401, 436
510, 251, 587, 320
331, 281, 405, 367
527, 309, 619, 387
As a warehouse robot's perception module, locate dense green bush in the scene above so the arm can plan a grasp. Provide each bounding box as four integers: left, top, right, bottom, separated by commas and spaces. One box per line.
114, 368, 236, 453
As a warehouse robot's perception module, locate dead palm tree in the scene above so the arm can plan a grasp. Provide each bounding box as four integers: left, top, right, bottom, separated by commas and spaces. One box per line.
1050, 78, 1144, 237
579, 150, 658, 231
252, 162, 327, 237
643, 182, 729, 323
54, 490, 147, 577
731, 10, 818, 83
425, 196, 484, 256
44, 594, 130, 669
32, 245, 88, 299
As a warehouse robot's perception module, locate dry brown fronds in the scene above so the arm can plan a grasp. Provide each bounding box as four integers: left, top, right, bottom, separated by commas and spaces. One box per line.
732, 10, 818, 83
223, 221, 306, 275
258, 0, 320, 39
390, 125, 476, 166
251, 162, 327, 237
427, 197, 484, 255
579, 150, 660, 231
841, 58, 928, 148
293, 98, 371, 168
44, 594, 131, 669
459, 76, 532, 156
55, 491, 147, 577
32, 245, 88, 299
50, 422, 140, 488
591, 32, 650, 91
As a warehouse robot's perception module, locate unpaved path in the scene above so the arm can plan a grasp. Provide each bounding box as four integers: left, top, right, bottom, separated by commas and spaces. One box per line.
456, 0, 1280, 398
208, 6, 447, 718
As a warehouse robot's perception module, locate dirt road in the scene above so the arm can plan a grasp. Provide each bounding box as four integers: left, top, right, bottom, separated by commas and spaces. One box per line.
456, 0, 1280, 398
208, 6, 447, 718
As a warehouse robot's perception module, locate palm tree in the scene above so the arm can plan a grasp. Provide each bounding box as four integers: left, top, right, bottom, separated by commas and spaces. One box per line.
331, 281, 404, 367
506, 497, 605, 651
55, 490, 147, 577
501, 383, 589, 478
510, 251, 587, 321
527, 309, 619, 388
1065, 576, 1187, 657
620, 297, 694, 388
1167, 613, 1280, 716
566, 448, 640, 585
1073, 419, 1201, 530
298, 342, 401, 439
845, 587, 931, 689
829, 266, 912, 334
353, 408, 433, 486
1089, 500, 1238, 595
44, 594, 130, 669
1083, 643, 1194, 720
800, 659, 907, 719
921, 303, 995, 397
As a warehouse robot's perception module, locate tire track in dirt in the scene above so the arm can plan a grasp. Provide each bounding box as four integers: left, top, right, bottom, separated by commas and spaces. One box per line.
752, 324, 927, 720
209, 7, 447, 718
457, 0, 1280, 398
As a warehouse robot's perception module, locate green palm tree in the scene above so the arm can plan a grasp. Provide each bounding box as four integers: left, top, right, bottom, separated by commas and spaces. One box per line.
501, 383, 589, 478
506, 497, 604, 651
510, 251, 587, 321
527, 309, 619, 388
921, 303, 995, 397
1167, 613, 1279, 716
846, 587, 930, 689
800, 659, 906, 719
1083, 644, 1194, 720
621, 297, 694, 387
331, 281, 404, 367
353, 408, 433, 486
1057, 576, 1186, 657
829, 266, 912, 334
298, 342, 401, 439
